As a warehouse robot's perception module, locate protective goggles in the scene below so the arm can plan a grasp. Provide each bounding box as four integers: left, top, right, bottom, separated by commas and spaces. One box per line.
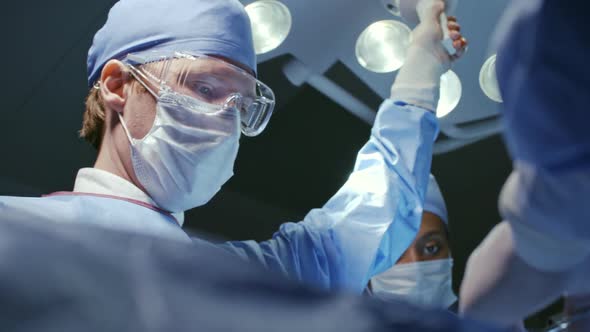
122, 51, 275, 137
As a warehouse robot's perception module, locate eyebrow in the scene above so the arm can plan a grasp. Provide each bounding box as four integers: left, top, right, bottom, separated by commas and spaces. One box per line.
181, 71, 257, 97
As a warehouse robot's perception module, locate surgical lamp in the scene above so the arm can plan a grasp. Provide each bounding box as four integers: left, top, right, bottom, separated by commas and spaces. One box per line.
355, 20, 412, 73
438, 70, 462, 118
479, 54, 503, 103
245, 0, 292, 55
241, 0, 507, 154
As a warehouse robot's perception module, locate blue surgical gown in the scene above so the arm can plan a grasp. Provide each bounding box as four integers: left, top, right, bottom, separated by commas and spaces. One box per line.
0, 215, 505, 332
0, 99, 437, 293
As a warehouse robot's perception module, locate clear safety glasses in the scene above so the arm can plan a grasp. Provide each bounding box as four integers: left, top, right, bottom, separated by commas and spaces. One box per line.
123, 51, 275, 137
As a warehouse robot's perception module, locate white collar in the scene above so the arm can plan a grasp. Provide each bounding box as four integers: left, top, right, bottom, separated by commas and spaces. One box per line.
73, 168, 185, 226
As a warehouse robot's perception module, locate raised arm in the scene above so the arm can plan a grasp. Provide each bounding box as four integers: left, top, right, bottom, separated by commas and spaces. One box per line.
222, 0, 468, 292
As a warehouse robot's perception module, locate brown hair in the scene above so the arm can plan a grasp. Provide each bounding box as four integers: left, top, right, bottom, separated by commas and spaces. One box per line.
79, 73, 148, 150
80, 87, 106, 150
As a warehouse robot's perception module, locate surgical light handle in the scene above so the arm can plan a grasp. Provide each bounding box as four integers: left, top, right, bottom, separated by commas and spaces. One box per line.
439, 13, 457, 55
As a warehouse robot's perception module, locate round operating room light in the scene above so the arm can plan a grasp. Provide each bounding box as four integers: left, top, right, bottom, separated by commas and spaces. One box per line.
245, 0, 292, 55
355, 20, 412, 73
437, 70, 462, 118
479, 54, 503, 103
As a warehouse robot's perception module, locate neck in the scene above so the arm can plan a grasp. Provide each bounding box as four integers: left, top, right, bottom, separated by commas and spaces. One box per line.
94, 126, 145, 193
94, 138, 130, 183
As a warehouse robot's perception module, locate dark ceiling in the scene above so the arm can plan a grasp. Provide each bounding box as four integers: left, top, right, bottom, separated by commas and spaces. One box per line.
2, 0, 559, 328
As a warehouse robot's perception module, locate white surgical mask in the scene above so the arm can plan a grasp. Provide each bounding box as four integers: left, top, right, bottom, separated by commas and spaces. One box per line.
118, 91, 240, 213
370, 258, 457, 309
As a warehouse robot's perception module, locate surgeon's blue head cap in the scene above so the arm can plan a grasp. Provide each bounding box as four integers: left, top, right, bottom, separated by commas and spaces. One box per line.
424, 174, 448, 226
87, 0, 256, 87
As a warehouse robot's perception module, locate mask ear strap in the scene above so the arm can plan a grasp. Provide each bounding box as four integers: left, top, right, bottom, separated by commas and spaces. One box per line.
117, 112, 136, 145
117, 65, 159, 145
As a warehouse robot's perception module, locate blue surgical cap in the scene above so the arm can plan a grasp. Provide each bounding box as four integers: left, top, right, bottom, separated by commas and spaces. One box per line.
494, 0, 590, 171
87, 0, 256, 87
424, 174, 448, 225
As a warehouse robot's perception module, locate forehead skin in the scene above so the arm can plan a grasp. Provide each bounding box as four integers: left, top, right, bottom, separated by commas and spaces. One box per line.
396, 212, 450, 264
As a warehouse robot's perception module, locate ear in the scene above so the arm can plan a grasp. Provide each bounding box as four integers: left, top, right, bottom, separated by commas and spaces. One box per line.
99, 60, 131, 113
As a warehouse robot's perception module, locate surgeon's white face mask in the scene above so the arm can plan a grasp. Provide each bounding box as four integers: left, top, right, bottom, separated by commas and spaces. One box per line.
370, 258, 457, 309
118, 91, 240, 213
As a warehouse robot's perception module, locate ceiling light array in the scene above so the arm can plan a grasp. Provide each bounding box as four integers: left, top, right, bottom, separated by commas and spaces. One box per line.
245, 0, 502, 118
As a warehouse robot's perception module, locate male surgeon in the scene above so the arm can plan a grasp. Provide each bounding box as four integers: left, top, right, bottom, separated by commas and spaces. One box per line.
0, 0, 467, 293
